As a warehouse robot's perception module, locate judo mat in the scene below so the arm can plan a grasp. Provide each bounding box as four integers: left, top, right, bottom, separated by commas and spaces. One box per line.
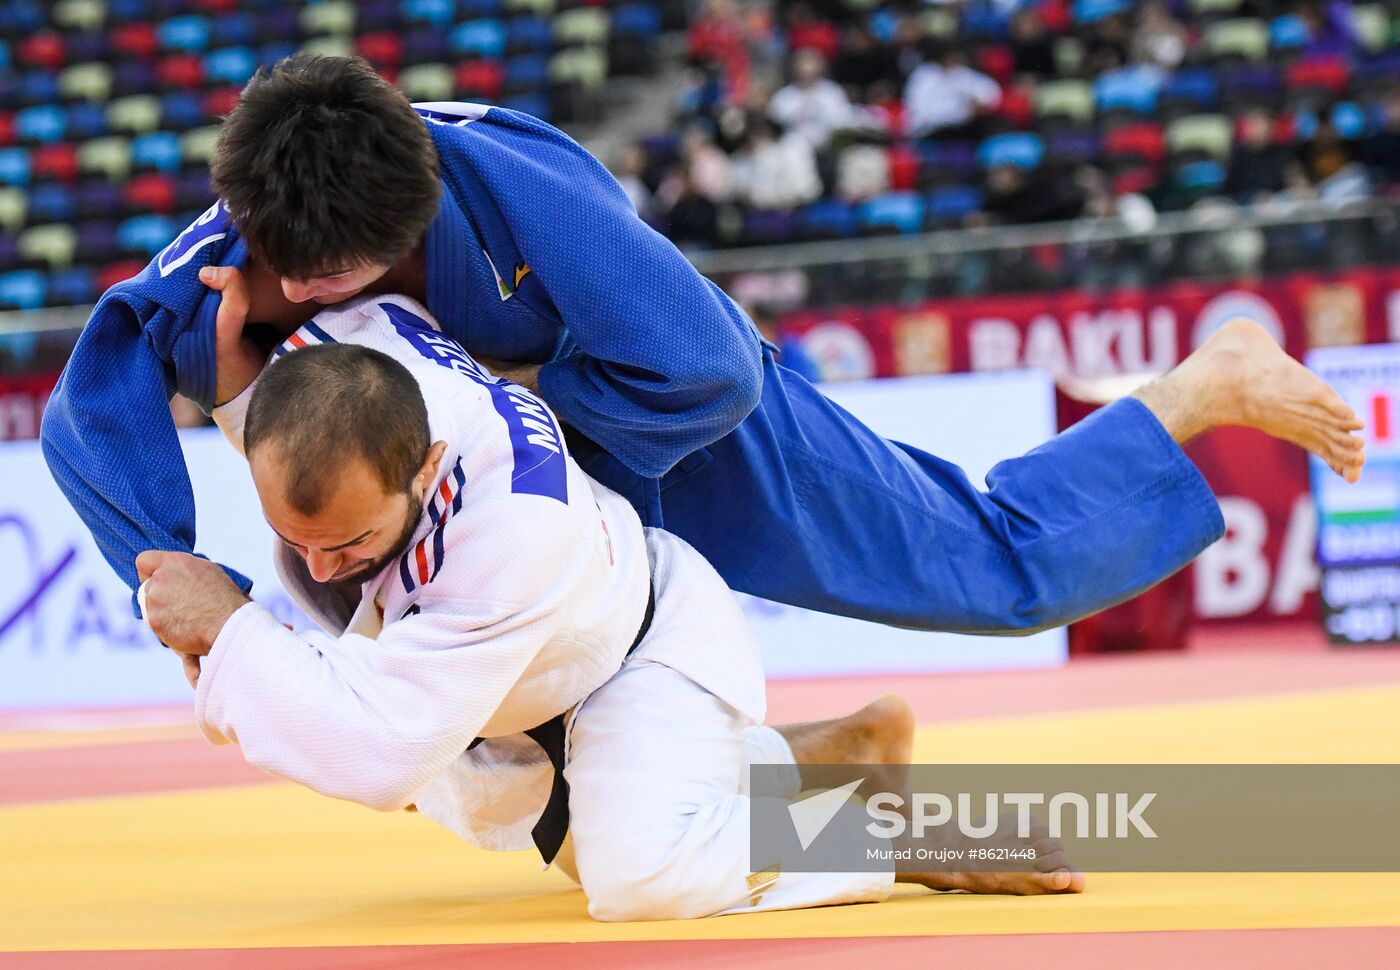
2, 624, 1398, 969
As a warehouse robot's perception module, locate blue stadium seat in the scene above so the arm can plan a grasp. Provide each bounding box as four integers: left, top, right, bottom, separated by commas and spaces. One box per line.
612, 4, 661, 38
15, 70, 60, 108
1095, 66, 1162, 115
859, 192, 926, 235
501, 93, 550, 121
158, 15, 212, 52
0, 40, 9, 72
204, 47, 259, 87
66, 32, 108, 63
504, 54, 549, 91
961, 7, 1009, 38
47, 266, 95, 305
507, 16, 554, 53
0, 270, 46, 310
260, 41, 300, 67
402, 0, 456, 26
210, 13, 258, 48
66, 102, 108, 140
175, 170, 212, 210
977, 132, 1045, 170
76, 219, 119, 262
112, 61, 156, 98
796, 199, 858, 239
1217, 64, 1282, 108
159, 92, 206, 131
1332, 101, 1368, 140
926, 186, 983, 225
402, 27, 450, 64
16, 106, 66, 145
450, 20, 507, 59
0, 148, 31, 187
1269, 15, 1309, 50
0, 2, 45, 37
741, 209, 796, 245
1073, 0, 1131, 24
76, 180, 123, 220
1047, 129, 1099, 166
118, 214, 179, 256
1160, 69, 1218, 113
917, 141, 977, 184
460, 0, 506, 16
131, 131, 183, 173
1175, 159, 1226, 191
27, 184, 75, 223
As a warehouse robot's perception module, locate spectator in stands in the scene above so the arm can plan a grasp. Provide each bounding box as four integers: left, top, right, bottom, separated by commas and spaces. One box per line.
1358, 90, 1400, 189
836, 143, 891, 202
657, 168, 721, 248
678, 124, 734, 202
1298, 1, 1359, 57
688, 0, 754, 106
1298, 117, 1370, 201
783, 2, 841, 62
1130, 2, 1187, 70
614, 144, 654, 220
1009, 8, 1057, 80
731, 119, 822, 210
769, 48, 855, 151
1085, 13, 1132, 74
979, 164, 1086, 225
903, 44, 1002, 141
1225, 110, 1289, 202
832, 23, 897, 102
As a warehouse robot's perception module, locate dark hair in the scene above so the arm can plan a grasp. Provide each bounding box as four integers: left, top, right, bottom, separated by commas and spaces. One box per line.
244, 343, 431, 516
211, 53, 441, 280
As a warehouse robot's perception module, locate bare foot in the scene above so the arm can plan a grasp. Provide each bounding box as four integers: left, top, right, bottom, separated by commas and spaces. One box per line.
897, 817, 1086, 896
775, 694, 915, 767
1135, 318, 1366, 482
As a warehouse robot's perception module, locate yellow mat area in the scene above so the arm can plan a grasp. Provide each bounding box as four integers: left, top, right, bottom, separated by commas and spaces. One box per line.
2, 684, 1397, 952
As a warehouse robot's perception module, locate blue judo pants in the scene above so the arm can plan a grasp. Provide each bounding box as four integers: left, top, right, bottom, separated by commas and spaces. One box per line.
579, 348, 1225, 635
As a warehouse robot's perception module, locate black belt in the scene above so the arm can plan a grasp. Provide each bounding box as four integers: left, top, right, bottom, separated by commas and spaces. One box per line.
468, 583, 655, 866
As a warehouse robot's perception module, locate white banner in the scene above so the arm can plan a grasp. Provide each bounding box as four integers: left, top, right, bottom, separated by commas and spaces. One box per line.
0, 370, 1064, 710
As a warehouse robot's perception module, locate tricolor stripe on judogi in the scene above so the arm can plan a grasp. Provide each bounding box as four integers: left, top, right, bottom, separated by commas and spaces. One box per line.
399, 459, 466, 594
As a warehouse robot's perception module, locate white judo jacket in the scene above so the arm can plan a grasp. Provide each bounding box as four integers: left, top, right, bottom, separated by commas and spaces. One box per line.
200, 295, 763, 850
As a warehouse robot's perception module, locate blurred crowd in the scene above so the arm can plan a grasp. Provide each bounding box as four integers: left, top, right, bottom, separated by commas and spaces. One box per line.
611, 0, 1400, 249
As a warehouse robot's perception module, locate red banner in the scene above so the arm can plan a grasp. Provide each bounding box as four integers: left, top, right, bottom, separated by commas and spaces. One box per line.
0, 373, 57, 442
782, 268, 1400, 625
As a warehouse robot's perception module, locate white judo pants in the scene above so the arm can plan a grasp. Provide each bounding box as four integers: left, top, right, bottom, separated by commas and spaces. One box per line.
562, 531, 895, 922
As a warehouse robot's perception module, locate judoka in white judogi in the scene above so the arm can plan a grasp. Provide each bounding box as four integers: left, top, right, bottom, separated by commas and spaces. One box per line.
198, 295, 893, 920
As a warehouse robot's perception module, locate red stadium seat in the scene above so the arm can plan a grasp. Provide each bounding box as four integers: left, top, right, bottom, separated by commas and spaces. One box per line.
887, 144, 918, 191
0, 113, 13, 148
109, 23, 158, 61
17, 31, 67, 72
788, 22, 840, 61
96, 260, 146, 293
976, 45, 1015, 85
996, 86, 1034, 128
1112, 166, 1159, 195
123, 173, 177, 215
1285, 55, 1350, 96
191, 0, 240, 12
1103, 122, 1166, 166
203, 87, 242, 120
32, 144, 79, 184
454, 60, 505, 101
357, 31, 405, 70
156, 54, 205, 90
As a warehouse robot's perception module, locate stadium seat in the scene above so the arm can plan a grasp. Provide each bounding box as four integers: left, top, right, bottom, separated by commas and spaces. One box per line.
0, 270, 47, 310
75, 218, 118, 261
77, 136, 132, 179
500, 93, 549, 122
58, 62, 113, 102
112, 60, 157, 99
977, 132, 1045, 170
107, 96, 161, 135
1159, 69, 1218, 115
1331, 101, 1368, 141
209, 13, 257, 48
925, 185, 983, 227
507, 16, 553, 54
65, 31, 107, 63
961, 7, 1009, 39
256, 10, 301, 47
1103, 122, 1165, 166
461, 0, 507, 17
131, 132, 182, 173
31, 144, 79, 183
741, 209, 796, 246
1095, 66, 1162, 117
16, 106, 66, 145
1354, 52, 1400, 99
1053, 37, 1085, 77
504, 54, 549, 93
203, 47, 258, 86
158, 15, 213, 52
174, 170, 212, 210
46, 266, 96, 305
506, 0, 557, 16
156, 53, 205, 90
796, 199, 857, 240
1205, 18, 1269, 62
1033, 79, 1095, 126
1165, 114, 1233, 160
75, 180, 122, 220
123, 172, 177, 214
0, 148, 31, 187
917, 141, 976, 187
549, 47, 608, 88
300, 36, 355, 59
1217, 64, 1281, 110
401, 26, 449, 66
1286, 55, 1351, 99
887, 145, 918, 192
27, 184, 76, 223
18, 31, 68, 71
1173, 158, 1226, 192
159, 92, 206, 132
65, 102, 108, 140
1189, 0, 1243, 15
300, 1, 355, 37
118, 214, 179, 257
402, 0, 455, 26
612, 4, 661, 40
95, 260, 144, 292
1268, 14, 1309, 52
18, 224, 78, 268
554, 8, 609, 48
450, 21, 508, 59
1111, 165, 1161, 196
1352, 5, 1391, 53
109, 22, 158, 61
179, 126, 221, 167
356, 31, 404, 69
399, 64, 454, 102
0, 186, 25, 230
52, 0, 106, 33
454, 60, 505, 100
920, 9, 957, 39
0, 112, 11, 148
1047, 128, 1099, 166
859, 192, 925, 235
14, 71, 61, 108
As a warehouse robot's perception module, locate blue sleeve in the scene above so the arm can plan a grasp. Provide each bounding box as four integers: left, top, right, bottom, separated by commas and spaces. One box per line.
41, 297, 253, 606
431, 110, 764, 479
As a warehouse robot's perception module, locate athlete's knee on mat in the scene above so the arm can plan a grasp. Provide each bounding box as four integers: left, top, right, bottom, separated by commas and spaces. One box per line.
579, 838, 721, 921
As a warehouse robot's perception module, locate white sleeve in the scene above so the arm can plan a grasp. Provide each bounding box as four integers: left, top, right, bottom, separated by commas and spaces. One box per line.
971, 69, 1002, 109
210, 378, 258, 456
194, 503, 584, 811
